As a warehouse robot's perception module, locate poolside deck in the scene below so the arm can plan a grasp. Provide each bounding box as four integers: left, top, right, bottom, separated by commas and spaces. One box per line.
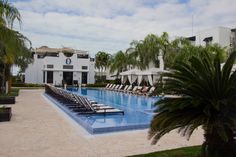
0, 90, 204, 157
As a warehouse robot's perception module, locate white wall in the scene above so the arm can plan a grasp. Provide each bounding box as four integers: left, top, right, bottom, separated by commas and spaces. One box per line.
195, 27, 232, 48
25, 51, 95, 85
25, 55, 44, 84
88, 61, 95, 83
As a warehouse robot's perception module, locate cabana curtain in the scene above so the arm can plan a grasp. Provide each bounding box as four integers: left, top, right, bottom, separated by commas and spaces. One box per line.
128, 75, 132, 84
137, 75, 143, 85
119, 67, 167, 85
123, 76, 128, 84
131, 75, 138, 84
148, 75, 153, 86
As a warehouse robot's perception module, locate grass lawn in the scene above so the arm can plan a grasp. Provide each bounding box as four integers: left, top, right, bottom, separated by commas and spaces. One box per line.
128, 145, 201, 157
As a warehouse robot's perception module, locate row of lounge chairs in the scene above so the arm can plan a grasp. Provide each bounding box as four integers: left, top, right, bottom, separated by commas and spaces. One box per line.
45, 84, 124, 115
104, 84, 156, 96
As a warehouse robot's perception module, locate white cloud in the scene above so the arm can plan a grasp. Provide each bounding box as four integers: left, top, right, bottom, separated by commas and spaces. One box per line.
11, 0, 236, 56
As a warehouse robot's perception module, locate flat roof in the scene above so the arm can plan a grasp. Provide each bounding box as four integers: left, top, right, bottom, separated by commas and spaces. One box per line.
34, 46, 88, 54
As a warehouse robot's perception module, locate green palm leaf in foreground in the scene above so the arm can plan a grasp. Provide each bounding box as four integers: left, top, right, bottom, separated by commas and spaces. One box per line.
149, 50, 236, 157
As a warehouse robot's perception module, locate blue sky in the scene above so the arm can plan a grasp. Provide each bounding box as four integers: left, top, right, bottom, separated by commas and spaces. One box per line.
10, 0, 236, 57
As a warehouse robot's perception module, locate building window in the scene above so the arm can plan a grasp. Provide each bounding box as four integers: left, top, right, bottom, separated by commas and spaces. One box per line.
63, 65, 73, 69
45, 52, 59, 57
203, 37, 213, 46
37, 54, 44, 58
47, 64, 54, 69
77, 54, 89, 59
90, 58, 95, 62
82, 72, 88, 84
63, 52, 73, 57
37, 52, 59, 58
82, 66, 88, 70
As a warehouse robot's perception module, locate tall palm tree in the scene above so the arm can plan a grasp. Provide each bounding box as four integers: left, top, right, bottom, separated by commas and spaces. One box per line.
0, 0, 21, 28
109, 51, 130, 77
131, 34, 160, 69
129, 32, 171, 70
95, 51, 110, 82
0, 0, 32, 94
149, 49, 236, 157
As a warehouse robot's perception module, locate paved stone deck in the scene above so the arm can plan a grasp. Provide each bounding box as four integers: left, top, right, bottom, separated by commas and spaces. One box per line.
0, 90, 203, 157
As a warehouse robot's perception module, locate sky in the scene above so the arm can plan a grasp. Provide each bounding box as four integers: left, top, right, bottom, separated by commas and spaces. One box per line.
10, 0, 236, 57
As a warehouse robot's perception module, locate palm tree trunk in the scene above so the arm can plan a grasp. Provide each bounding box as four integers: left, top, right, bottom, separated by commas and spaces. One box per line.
0, 63, 6, 94
202, 127, 236, 157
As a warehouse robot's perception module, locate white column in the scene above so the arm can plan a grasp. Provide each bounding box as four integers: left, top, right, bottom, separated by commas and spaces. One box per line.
158, 55, 164, 71
45, 71, 47, 84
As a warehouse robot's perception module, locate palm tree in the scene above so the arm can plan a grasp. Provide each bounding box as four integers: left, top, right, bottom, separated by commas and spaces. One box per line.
129, 32, 171, 70
0, 0, 32, 94
148, 49, 236, 157
163, 37, 192, 68
131, 34, 160, 69
0, 0, 21, 28
172, 44, 227, 67
95, 51, 110, 82
109, 51, 130, 77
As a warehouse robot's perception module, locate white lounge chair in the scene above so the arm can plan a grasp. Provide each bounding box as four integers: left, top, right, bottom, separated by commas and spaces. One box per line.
145, 87, 156, 96
105, 83, 110, 88
124, 85, 133, 93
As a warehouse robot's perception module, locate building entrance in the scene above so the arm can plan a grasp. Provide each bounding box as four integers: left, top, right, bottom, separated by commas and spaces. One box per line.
47, 71, 53, 83
63, 72, 73, 85
82, 72, 87, 84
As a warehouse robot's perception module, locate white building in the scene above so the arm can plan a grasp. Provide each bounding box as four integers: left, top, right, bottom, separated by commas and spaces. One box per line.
187, 26, 236, 51
25, 46, 95, 85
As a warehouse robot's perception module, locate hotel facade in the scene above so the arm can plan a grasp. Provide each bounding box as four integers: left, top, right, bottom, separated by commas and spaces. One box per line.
187, 26, 235, 50
25, 46, 95, 85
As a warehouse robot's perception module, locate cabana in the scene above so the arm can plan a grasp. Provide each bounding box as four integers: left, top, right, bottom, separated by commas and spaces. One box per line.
135, 68, 168, 86
119, 55, 168, 85
120, 69, 141, 84
120, 68, 168, 86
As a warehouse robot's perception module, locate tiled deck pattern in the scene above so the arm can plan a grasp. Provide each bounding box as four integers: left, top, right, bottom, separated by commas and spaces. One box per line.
0, 90, 203, 157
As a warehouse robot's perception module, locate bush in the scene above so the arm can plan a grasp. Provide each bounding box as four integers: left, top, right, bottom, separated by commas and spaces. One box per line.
8, 88, 19, 96
86, 83, 107, 88
12, 83, 44, 87
0, 88, 19, 97
128, 145, 201, 157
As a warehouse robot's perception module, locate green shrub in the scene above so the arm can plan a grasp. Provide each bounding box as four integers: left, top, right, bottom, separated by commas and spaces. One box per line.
128, 146, 201, 157
12, 83, 44, 87
0, 88, 19, 97
86, 83, 107, 88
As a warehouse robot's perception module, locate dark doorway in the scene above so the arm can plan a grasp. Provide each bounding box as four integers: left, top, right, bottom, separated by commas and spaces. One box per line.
47, 71, 53, 83
63, 72, 73, 85
81, 72, 88, 84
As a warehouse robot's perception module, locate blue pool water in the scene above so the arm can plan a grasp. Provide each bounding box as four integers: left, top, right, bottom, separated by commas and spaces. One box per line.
47, 87, 159, 134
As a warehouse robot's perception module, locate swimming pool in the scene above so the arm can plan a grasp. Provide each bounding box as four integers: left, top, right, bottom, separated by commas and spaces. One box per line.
46, 87, 159, 134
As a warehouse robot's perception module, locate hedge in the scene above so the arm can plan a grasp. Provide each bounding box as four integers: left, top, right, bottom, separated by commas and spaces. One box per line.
12, 83, 44, 87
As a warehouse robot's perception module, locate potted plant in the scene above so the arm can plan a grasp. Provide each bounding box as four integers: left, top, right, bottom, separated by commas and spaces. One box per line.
0, 106, 12, 122
0, 96, 15, 104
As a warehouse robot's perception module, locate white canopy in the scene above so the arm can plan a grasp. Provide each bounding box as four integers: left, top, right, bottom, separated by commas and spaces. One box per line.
120, 68, 168, 85
120, 69, 141, 75
136, 68, 168, 75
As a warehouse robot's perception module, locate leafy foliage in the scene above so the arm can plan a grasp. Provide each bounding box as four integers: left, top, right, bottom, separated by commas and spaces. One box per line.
0, 0, 32, 94
109, 50, 132, 75
128, 145, 201, 157
95, 51, 110, 82
95, 51, 110, 71
149, 50, 236, 157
